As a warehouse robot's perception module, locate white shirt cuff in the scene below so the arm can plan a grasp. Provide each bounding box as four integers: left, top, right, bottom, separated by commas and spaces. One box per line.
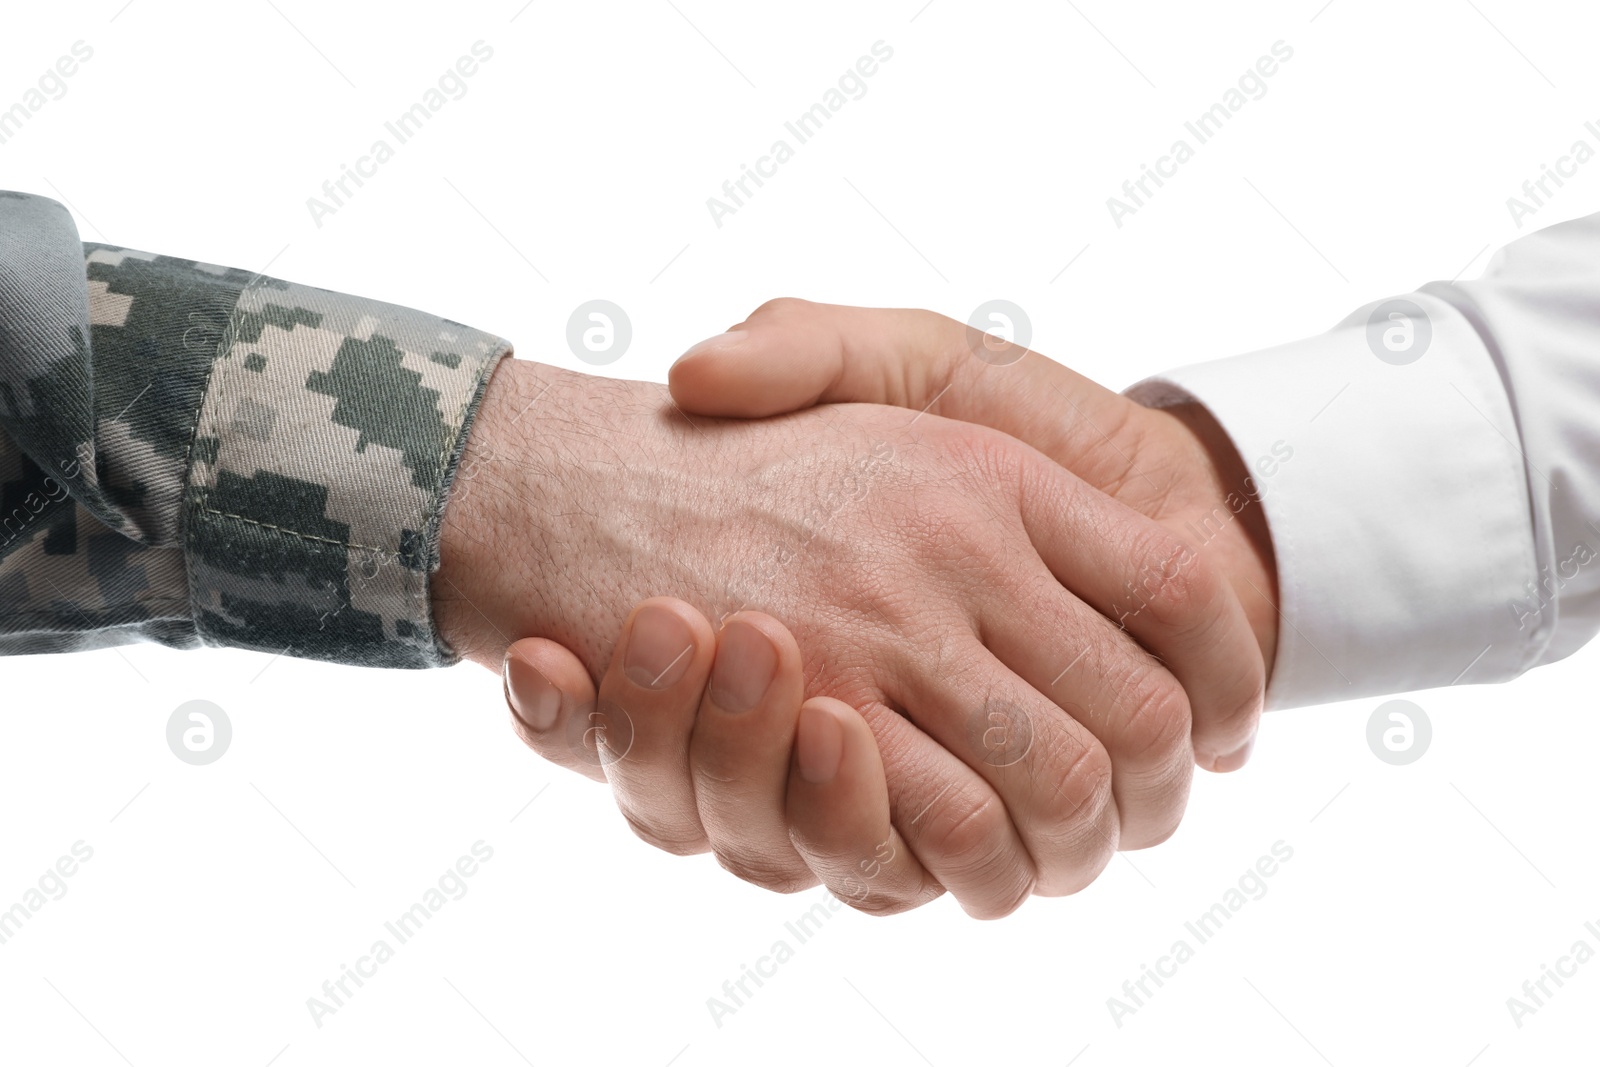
1127, 292, 1539, 710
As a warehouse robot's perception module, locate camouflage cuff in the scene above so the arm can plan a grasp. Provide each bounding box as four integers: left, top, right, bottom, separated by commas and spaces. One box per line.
176, 265, 511, 668
0, 190, 509, 666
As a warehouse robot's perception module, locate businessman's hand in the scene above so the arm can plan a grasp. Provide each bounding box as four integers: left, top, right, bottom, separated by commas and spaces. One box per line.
435, 356, 1264, 916
670, 299, 1281, 768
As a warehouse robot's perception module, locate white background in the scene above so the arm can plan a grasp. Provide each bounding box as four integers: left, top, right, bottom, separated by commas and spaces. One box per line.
1, 1, 1597, 1064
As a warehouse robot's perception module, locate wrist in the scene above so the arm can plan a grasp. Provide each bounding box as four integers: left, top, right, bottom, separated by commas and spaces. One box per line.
432, 357, 677, 673
432, 357, 570, 669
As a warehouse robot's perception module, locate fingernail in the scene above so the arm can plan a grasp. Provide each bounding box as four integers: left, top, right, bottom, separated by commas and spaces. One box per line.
1211, 733, 1256, 773
504, 654, 560, 732
623, 603, 695, 689
678, 330, 745, 361
796, 703, 843, 784
708, 619, 777, 713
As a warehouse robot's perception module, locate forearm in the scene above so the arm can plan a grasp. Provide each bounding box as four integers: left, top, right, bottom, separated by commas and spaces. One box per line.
432, 358, 677, 674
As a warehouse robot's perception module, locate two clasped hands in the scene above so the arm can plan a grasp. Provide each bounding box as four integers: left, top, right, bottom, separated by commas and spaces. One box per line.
431, 299, 1281, 918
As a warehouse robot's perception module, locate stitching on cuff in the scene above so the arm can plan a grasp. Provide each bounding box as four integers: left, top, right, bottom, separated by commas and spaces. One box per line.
194, 504, 389, 556
419, 345, 511, 663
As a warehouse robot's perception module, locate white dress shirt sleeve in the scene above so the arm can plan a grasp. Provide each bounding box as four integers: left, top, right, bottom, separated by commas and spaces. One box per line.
1127, 211, 1600, 710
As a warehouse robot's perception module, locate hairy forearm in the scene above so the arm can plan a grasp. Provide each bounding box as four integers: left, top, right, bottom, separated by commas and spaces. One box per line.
434, 358, 615, 670
433, 358, 731, 674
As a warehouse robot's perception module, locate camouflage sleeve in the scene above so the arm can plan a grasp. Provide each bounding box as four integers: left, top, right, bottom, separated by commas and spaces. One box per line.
0, 191, 510, 667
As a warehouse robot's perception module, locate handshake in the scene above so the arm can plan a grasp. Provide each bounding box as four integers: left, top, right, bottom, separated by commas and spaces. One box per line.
432, 299, 1281, 918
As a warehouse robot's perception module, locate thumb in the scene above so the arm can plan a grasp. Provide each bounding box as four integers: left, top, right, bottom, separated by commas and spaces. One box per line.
668, 299, 1137, 480
670, 299, 969, 417
503, 637, 607, 783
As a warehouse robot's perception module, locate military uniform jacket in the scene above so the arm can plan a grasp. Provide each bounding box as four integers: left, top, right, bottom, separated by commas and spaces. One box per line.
0, 191, 509, 667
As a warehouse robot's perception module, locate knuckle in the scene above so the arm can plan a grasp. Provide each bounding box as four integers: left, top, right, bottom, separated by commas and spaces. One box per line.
1207, 663, 1267, 743
1032, 832, 1116, 897
1119, 751, 1194, 851
918, 793, 1035, 917
1115, 672, 1193, 768
691, 759, 754, 790
963, 872, 1034, 920
1014, 757, 1117, 900
842, 892, 915, 918
748, 296, 813, 323
923, 791, 1010, 869
1030, 746, 1119, 897
840, 884, 931, 918
712, 847, 815, 895
621, 810, 708, 857
1127, 809, 1185, 851
1127, 529, 1218, 635
1049, 731, 1115, 826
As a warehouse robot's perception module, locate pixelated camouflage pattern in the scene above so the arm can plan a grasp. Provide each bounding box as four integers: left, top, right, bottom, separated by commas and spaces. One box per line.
0, 191, 509, 666
0, 495, 193, 657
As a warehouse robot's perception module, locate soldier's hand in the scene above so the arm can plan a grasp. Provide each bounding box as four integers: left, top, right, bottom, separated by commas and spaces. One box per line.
501, 598, 940, 914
